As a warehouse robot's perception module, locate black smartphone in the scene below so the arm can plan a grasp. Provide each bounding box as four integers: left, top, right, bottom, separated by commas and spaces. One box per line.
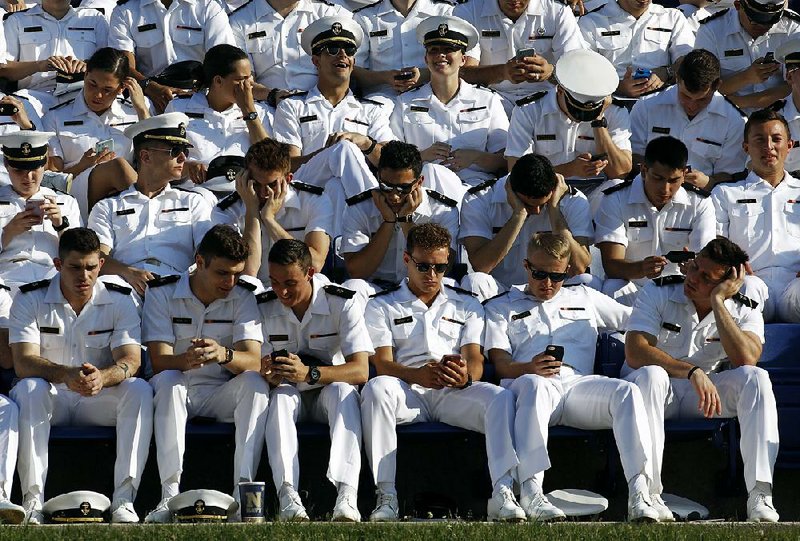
516, 48, 536, 60
590, 152, 608, 161
272, 348, 289, 361
763, 52, 777, 64
545, 345, 564, 363
0, 103, 19, 116
394, 71, 415, 80
664, 251, 695, 264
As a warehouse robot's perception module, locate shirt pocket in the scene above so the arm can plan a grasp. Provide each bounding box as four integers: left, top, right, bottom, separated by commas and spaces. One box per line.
40, 330, 65, 351
18, 28, 53, 58
658, 323, 686, 350
642, 26, 671, 47
309, 330, 339, 352
626, 220, 654, 244
390, 316, 415, 341
245, 27, 273, 55
368, 27, 394, 54
661, 227, 692, 252
454, 108, 491, 149
533, 135, 563, 156
57, 130, 94, 165
403, 110, 437, 148
171, 21, 204, 47
156, 208, 192, 229
85, 331, 112, 351
691, 138, 723, 161
728, 203, 764, 240
66, 26, 98, 58
133, 21, 164, 49
556, 308, 594, 344
299, 118, 327, 150
594, 28, 629, 52
783, 201, 800, 238
266, 332, 298, 354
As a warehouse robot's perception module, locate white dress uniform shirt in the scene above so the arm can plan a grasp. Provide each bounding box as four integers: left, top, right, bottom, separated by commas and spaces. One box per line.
453, 0, 586, 102
87, 184, 213, 275
391, 80, 509, 186
4, 5, 109, 91
230, 0, 345, 92
165, 92, 273, 165
75, 0, 118, 22
594, 176, 717, 286
459, 176, 594, 288
773, 98, 800, 173
505, 89, 631, 162
340, 189, 460, 284
108, 0, 236, 78
695, 8, 800, 103
0, 185, 82, 287
629, 85, 746, 176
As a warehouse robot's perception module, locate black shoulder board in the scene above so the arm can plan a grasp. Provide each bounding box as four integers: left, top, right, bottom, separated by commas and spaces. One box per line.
474, 83, 498, 94
19, 279, 51, 293
291, 181, 324, 195
353, 0, 381, 13
768, 99, 787, 112
432, 0, 455, 5
732, 292, 758, 309
583, 3, 606, 15
602, 180, 633, 195
216, 191, 241, 210
256, 291, 278, 304
313, 0, 334, 5
104, 282, 132, 295
699, 8, 728, 23
467, 177, 499, 195
722, 95, 747, 117
49, 98, 75, 111
426, 189, 457, 207
9, 93, 29, 101
175, 94, 192, 100
369, 284, 401, 298
653, 275, 685, 286
682, 183, 710, 198
611, 97, 633, 109
346, 189, 372, 206
236, 278, 257, 292
515, 91, 547, 107
784, 8, 800, 22
3, 7, 30, 19
445, 284, 477, 297
481, 290, 509, 306
323, 284, 356, 299
100, 189, 123, 201
229, 0, 252, 14
116, 0, 129, 5
0, 283, 9, 291
731, 170, 749, 182
401, 83, 425, 94
146, 275, 181, 288
358, 96, 383, 107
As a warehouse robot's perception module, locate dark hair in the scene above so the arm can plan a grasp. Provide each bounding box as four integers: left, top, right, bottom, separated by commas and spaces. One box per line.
86, 47, 130, 81
196, 224, 249, 263
508, 154, 557, 198
203, 44, 249, 88
378, 141, 423, 179
699, 237, 749, 268
744, 108, 790, 141
245, 138, 292, 175
58, 227, 100, 260
267, 239, 312, 273
406, 222, 451, 254
644, 136, 689, 170
677, 49, 720, 92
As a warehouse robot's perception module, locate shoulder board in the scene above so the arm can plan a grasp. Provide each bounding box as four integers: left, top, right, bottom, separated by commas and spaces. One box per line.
19, 279, 51, 293
3, 7, 29, 19
732, 292, 758, 309
229, 0, 253, 14
291, 181, 324, 195
653, 275, 685, 286
313, 0, 334, 5
353, 0, 381, 13
9, 93, 29, 102
481, 290, 509, 306
50, 186, 70, 196
49, 98, 76, 111
146, 274, 181, 288
369, 284, 401, 298
323, 284, 356, 299
216, 191, 241, 210
699, 8, 728, 23
104, 282, 133, 295
445, 284, 477, 297
467, 177, 499, 195
515, 91, 547, 107
426, 189, 457, 207
116, 0, 129, 5
474, 83, 498, 94
611, 97, 633, 109
170, 185, 198, 193
100, 189, 123, 201
256, 291, 278, 304
175, 94, 192, 100
682, 183, 710, 198
722, 95, 747, 117
784, 8, 800, 22
401, 83, 425, 94
0, 283, 9, 291
730, 170, 749, 182
346, 189, 373, 206
602, 180, 633, 195
358, 96, 383, 107
432, 0, 455, 5
768, 99, 787, 112
236, 278, 257, 292
583, 3, 605, 15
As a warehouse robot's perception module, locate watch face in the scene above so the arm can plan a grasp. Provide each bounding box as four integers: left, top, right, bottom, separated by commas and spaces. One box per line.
310, 366, 321, 383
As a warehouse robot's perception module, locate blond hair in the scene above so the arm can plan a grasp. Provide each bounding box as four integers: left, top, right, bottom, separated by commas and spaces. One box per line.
527, 232, 571, 260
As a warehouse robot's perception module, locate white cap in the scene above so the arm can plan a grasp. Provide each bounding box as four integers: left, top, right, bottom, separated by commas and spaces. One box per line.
416, 16, 479, 50
555, 49, 618, 104
168, 489, 236, 523
301, 17, 364, 56
123, 112, 193, 147
43, 491, 110, 523
0, 130, 55, 169
777, 38, 800, 65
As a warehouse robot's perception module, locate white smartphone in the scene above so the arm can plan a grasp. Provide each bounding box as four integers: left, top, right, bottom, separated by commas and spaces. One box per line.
95, 138, 114, 154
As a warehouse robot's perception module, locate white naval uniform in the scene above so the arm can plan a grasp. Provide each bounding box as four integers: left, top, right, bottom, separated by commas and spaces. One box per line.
74, 0, 118, 22
483, 285, 652, 487
578, 1, 694, 79
711, 171, 800, 322
391, 80, 509, 187
9, 275, 152, 506
679, 3, 728, 35
259, 276, 374, 490
229, 0, 346, 93
629, 85, 746, 177
458, 176, 594, 298
108, 0, 236, 78
622, 278, 776, 494
594, 176, 717, 305
773, 98, 800, 174
143, 272, 268, 495
453, 0, 587, 106
212, 182, 333, 283
0, 285, 17, 501
0, 185, 82, 289
0, 93, 42, 187
87, 184, 213, 277
361, 280, 520, 486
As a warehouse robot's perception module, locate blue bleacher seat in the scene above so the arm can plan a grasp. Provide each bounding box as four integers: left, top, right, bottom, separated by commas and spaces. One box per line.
760, 324, 800, 469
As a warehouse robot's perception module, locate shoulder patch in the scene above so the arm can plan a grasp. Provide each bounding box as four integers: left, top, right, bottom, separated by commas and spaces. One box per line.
49, 98, 76, 111
582, 3, 606, 15
99, 189, 123, 201
732, 292, 758, 309
353, 0, 381, 12
784, 8, 800, 22
481, 290, 509, 306
682, 183, 711, 198
722, 95, 747, 118
467, 177, 499, 195
426, 189, 457, 208
445, 284, 477, 297
0, 283, 9, 291
346, 189, 373, 206
323, 284, 356, 299
216, 191, 241, 210
19, 279, 51, 293
115, 0, 129, 5
602, 180, 633, 195
3, 7, 30, 19
369, 284, 401, 298
768, 99, 786, 112
653, 275, 685, 287
515, 91, 547, 107
236, 278, 257, 292
104, 282, 133, 295
313, 0, 334, 5
699, 8, 728, 23
291, 181, 324, 195
358, 96, 384, 107
229, 0, 253, 14
256, 291, 278, 304
146, 275, 181, 288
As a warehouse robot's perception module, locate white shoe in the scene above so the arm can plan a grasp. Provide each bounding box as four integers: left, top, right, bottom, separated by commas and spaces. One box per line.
627, 492, 659, 523
110, 501, 139, 524
278, 486, 309, 522
487, 486, 526, 522
747, 490, 779, 522
332, 491, 360, 522
0, 497, 25, 524
23, 500, 43, 525
369, 491, 399, 522
519, 491, 566, 522
144, 497, 172, 524
650, 494, 674, 522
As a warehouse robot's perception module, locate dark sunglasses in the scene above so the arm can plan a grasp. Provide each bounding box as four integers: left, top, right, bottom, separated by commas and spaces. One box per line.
378, 180, 417, 194
149, 145, 190, 158
524, 260, 568, 282
319, 46, 357, 57
409, 254, 448, 274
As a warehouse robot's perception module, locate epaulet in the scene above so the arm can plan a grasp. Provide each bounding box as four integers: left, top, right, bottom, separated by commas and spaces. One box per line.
104, 282, 133, 295
783, 8, 800, 22
699, 8, 727, 23
313, 0, 334, 5
732, 292, 759, 309
216, 191, 241, 210
229, 0, 252, 14
146, 275, 181, 288
602, 180, 633, 195
0, 283, 9, 291
474, 83, 498, 94
256, 291, 278, 304
358, 96, 384, 107
3, 7, 29, 19
401, 83, 425, 94
100, 189, 123, 200
445, 284, 477, 297
116, 0, 129, 5
9, 93, 29, 101
653, 275, 685, 286
346, 189, 372, 206
432, 0, 455, 5
768, 99, 786, 112
175, 94, 192, 100
611, 97, 632, 108
291, 181, 324, 195
515, 91, 547, 107
323, 284, 356, 299
481, 290, 509, 306
467, 177, 499, 195
50, 186, 70, 196
682, 183, 711, 198
236, 278, 257, 292
426, 189, 457, 207
49, 98, 75, 111
353, 0, 381, 13
582, 3, 605, 15
170, 185, 197, 193
19, 279, 51, 293
369, 284, 401, 298
722, 95, 747, 118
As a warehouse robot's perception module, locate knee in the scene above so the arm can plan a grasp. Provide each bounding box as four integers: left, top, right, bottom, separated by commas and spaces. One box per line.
11, 378, 50, 405
324, 381, 358, 403
511, 374, 547, 403
777, 278, 800, 322
737, 365, 772, 392
630, 365, 670, 393
119, 377, 153, 405
235, 370, 270, 396
335, 139, 361, 157
361, 375, 397, 405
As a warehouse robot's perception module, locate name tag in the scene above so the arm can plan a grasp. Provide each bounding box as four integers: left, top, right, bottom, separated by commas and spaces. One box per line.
176, 25, 201, 31
460, 106, 487, 113
172, 317, 192, 325
161, 207, 189, 213
724, 49, 744, 57
628, 220, 648, 228
662, 322, 681, 332
40, 327, 60, 334
248, 30, 267, 39
116, 208, 135, 216
310, 332, 337, 338
204, 319, 233, 324
511, 311, 531, 321
410, 106, 429, 112
601, 30, 620, 36
23, 26, 43, 32
87, 329, 112, 335
269, 334, 289, 341
299, 115, 317, 123
652, 127, 670, 134
536, 134, 556, 141
63, 120, 83, 126
481, 30, 501, 37
369, 30, 388, 37
441, 316, 465, 326
137, 23, 157, 32
393, 316, 413, 325
737, 199, 757, 204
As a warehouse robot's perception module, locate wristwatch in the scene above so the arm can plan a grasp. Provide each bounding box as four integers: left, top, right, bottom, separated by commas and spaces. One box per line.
242, 111, 258, 122
396, 214, 414, 223
53, 216, 69, 232
308, 366, 321, 385
591, 117, 608, 129
219, 347, 234, 365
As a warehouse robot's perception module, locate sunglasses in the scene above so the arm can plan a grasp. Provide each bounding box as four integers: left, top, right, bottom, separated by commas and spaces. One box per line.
378, 180, 417, 194
148, 145, 190, 158
318, 46, 357, 57
409, 254, 448, 274
524, 260, 568, 282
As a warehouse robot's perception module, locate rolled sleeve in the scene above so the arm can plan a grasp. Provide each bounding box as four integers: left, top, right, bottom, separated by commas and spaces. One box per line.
8, 291, 39, 345
233, 292, 263, 344
365, 298, 392, 349
483, 300, 512, 353
87, 199, 115, 249
594, 192, 628, 245
505, 105, 536, 158
142, 286, 174, 345
459, 297, 484, 347
339, 297, 375, 357
626, 283, 664, 337
458, 192, 494, 241
110, 295, 142, 350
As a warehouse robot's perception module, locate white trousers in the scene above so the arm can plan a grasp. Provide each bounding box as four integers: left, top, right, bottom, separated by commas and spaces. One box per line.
0, 394, 18, 499
266, 383, 362, 489
505, 373, 651, 487
624, 365, 779, 493
10, 377, 153, 503
150, 370, 269, 492
361, 375, 519, 487
757, 267, 800, 322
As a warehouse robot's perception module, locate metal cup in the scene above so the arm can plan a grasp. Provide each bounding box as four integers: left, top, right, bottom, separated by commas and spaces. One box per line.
238, 482, 266, 523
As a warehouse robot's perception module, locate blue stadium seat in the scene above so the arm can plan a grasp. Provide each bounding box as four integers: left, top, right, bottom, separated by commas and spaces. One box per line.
760, 323, 800, 469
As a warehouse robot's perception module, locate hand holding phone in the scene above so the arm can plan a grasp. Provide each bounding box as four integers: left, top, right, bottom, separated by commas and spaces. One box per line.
762, 52, 777, 64
272, 348, 289, 362
590, 152, 608, 162
0, 103, 19, 116
24, 198, 44, 223
394, 71, 415, 81
632, 67, 651, 80
516, 48, 536, 61
545, 345, 564, 363
95, 138, 114, 154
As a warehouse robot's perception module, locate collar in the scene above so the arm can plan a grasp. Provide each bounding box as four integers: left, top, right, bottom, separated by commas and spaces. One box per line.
44, 275, 68, 305
124, 182, 179, 199
282, 184, 301, 209
44, 275, 111, 306
309, 274, 331, 316
173, 271, 195, 300
396, 278, 455, 308
73, 93, 126, 120
307, 85, 360, 108
747, 170, 800, 188
491, 175, 510, 204
257, 0, 312, 19
628, 175, 691, 207
512, 283, 568, 305
669, 281, 688, 304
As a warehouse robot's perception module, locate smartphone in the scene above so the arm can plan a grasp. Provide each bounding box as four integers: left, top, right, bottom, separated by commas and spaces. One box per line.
272, 348, 289, 361
95, 138, 114, 154
686, 165, 693, 173
763, 52, 777, 64
394, 71, 415, 81
441, 354, 462, 365
0, 103, 19, 116
633, 67, 651, 80
664, 251, 695, 264
590, 152, 608, 161
25, 198, 44, 223
545, 345, 564, 363
516, 48, 536, 60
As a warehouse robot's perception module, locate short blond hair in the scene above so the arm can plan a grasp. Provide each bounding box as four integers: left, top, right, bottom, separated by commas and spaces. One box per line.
527, 232, 571, 260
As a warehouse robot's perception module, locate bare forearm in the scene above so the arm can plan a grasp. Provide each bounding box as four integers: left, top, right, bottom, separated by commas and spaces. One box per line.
246, 119, 269, 144
473, 151, 507, 174
372, 357, 422, 385
150, 351, 190, 373
547, 208, 590, 272
242, 210, 262, 277
220, 349, 261, 374
343, 221, 395, 279
625, 335, 693, 377
595, 131, 632, 179
726, 84, 790, 110
318, 356, 369, 386
14, 355, 71, 382
602, 257, 646, 280
467, 214, 526, 272
461, 64, 507, 86
0, 60, 47, 82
